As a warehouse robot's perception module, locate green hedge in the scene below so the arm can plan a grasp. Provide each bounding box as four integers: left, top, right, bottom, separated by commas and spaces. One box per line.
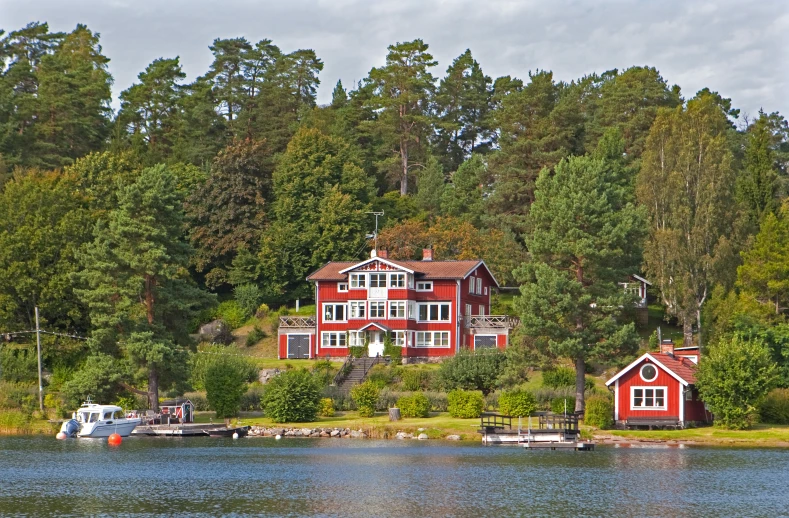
584, 395, 613, 429
397, 393, 431, 418
351, 381, 380, 417
447, 390, 484, 418
498, 390, 536, 417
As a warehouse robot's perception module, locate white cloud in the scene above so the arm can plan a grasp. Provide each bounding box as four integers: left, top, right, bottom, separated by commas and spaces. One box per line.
2, 0, 786, 117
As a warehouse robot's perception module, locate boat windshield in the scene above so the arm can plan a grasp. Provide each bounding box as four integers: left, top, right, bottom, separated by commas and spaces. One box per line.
88, 412, 99, 423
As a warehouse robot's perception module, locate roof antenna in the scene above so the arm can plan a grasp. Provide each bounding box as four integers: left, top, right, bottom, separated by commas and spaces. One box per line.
365, 211, 384, 253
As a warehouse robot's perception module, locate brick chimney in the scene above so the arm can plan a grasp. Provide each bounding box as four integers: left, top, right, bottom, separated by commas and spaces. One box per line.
422, 248, 433, 261
660, 339, 675, 356
378, 249, 388, 259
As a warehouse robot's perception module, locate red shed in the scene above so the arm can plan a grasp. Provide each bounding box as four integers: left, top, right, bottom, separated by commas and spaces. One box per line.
605, 342, 712, 429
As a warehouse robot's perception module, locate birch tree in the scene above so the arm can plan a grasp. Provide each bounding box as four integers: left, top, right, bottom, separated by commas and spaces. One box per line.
637, 93, 739, 347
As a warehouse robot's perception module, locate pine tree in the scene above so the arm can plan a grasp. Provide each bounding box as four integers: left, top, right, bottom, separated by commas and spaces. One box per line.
365, 39, 437, 195
516, 150, 645, 411
75, 164, 213, 410
737, 112, 781, 226
441, 154, 486, 226
737, 206, 789, 315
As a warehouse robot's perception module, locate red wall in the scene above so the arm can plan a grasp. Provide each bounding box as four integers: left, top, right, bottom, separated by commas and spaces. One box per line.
616, 358, 682, 420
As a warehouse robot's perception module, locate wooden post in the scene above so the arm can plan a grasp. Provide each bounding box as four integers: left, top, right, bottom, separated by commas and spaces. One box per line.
389, 407, 401, 421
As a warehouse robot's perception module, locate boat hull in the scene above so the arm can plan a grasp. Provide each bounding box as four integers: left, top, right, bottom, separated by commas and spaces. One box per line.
78, 419, 141, 438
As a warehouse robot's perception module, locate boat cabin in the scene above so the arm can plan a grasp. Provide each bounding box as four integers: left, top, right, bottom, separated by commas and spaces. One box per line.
76, 404, 124, 424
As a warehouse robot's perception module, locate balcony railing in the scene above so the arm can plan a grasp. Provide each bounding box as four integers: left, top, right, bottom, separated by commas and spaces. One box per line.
279, 316, 317, 328
464, 315, 520, 329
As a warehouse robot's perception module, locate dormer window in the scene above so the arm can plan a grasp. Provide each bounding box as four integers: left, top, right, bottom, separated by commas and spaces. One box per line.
338, 282, 348, 292
369, 273, 387, 288
350, 273, 366, 288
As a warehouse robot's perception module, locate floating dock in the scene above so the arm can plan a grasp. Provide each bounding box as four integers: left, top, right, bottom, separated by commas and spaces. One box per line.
479, 412, 594, 451
132, 423, 234, 437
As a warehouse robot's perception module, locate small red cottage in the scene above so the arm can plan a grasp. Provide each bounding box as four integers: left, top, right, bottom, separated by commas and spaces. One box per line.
605, 341, 712, 428
277, 249, 518, 360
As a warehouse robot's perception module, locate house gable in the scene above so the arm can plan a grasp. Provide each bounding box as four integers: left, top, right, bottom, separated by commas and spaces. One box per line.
606, 353, 691, 387
338, 257, 414, 275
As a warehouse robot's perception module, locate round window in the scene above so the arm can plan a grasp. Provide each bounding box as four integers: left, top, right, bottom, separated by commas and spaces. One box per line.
640, 364, 657, 382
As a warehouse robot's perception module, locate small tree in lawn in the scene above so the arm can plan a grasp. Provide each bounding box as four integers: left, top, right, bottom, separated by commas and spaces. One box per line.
205, 358, 247, 424
437, 349, 506, 396
263, 369, 321, 423
696, 335, 778, 429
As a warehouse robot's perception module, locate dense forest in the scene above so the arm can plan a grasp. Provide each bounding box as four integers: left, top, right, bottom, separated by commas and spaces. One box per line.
1, 22, 788, 414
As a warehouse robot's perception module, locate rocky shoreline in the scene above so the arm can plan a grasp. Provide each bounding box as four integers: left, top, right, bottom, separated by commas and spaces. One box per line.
247, 425, 462, 441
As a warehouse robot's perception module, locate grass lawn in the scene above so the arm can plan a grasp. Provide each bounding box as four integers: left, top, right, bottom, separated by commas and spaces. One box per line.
194, 410, 482, 440
597, 424, 789, 447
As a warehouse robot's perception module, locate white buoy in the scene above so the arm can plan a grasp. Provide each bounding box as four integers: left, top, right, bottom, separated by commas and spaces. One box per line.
56, 432, 67, 440
232, 432, 239, 439
275, 434, 282, 440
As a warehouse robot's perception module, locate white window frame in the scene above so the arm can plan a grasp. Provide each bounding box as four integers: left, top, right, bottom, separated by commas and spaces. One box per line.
415, 331, 450, 348
474, 335, 498, 348
417, 302, 451, 322
630, 386, 667, 410
323, 303, 347, 322
416, 281, 433, 292
476, 278, 482, 294
479, 305, 485, 316
389, 273, 406, 288
408, 300, 417, 320
484, 287, 488, 295
369, 273, 387, 288
469, 276, 475, 294
393, 330, 406, 347
465, 304, 472, 317
350, 273, 366, 288
348, 331, 363, 346
369, 301, 386, 318
321, 332, 347, 348
389, 301, 406, 319
338, 282, 348, 293
349, 301, 366, 319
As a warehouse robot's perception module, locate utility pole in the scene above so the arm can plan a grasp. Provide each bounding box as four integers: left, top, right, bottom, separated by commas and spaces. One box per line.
365, 211, 384, 252
35, 306, 43, 412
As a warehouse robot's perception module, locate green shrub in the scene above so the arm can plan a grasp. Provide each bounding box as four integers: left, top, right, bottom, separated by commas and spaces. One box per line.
397, 393, 431, 418
437, 349, 506, 395
311, 359, 336, 387
400, 369, 432, 391
498, 390, 537, 417
245, 325, 267, 346
263, 369, 321, 423
323, 386, 354, 411
584, 395, 613, 429
349, 346, 366, 358
697, 335, 779, 429
184, 391, 209, 411
234, 284, 264, 318
760, 388, 789, 424
542, 367, 576, 388
367, 364, 396, 389
256, 303, 270, 318
377, 389, 447, 412
240, 384, 265, 411
189, 344, 258, 391
351, 381, 380, 417
318, 397, 335, 417
447, 390, 484, 418
216, 300, 248, 329
551, 397, 576, 414
0, 347, 38, 383
383, 333, 402, 365
0, 410, 30, 433
205, 357, 247, 419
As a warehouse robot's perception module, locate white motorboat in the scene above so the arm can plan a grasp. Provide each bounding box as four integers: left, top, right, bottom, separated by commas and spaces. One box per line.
59, 400, 141, 438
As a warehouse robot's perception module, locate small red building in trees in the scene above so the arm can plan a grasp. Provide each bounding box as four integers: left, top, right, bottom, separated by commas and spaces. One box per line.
277, 249, 518, 360
605, 341, 712, 428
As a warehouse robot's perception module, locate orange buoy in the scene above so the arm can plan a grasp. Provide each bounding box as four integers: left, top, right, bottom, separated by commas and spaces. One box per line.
108, 433, 122, 446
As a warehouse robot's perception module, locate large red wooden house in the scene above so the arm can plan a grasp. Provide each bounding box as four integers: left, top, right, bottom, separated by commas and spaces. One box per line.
605, 341, 712, 428
277, 249, 518, 360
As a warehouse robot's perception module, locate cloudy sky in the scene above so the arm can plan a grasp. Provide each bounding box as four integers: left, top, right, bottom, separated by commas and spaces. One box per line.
3, 0, 787, 118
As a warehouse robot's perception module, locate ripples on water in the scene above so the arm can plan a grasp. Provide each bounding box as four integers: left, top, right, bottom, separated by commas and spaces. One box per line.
1, 437, 788, 517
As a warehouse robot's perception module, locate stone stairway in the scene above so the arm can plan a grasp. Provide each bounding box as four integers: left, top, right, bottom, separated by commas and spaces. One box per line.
336, 357, 381, 393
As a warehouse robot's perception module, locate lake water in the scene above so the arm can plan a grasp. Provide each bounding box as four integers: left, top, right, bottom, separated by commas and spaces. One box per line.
1, 437, 788, 517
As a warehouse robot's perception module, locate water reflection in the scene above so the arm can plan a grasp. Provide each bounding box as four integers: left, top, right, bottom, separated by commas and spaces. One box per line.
0, 437, 788, 517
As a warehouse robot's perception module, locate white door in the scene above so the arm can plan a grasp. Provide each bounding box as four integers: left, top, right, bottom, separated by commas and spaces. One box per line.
368, 331, 385, 357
